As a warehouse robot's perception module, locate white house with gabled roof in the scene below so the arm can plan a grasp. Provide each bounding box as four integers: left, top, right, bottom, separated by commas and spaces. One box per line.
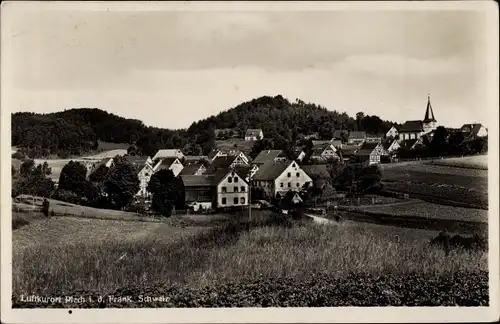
251, 160, 312, 198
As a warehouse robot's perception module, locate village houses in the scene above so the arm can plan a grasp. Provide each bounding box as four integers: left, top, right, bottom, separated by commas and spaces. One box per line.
251, 160, 312, 198
179, 163, 207, 176
310, 143, 339, 162
398, 95, 437, 141
252, 150, 288, 166
347, 131, 367, 145
460, 123, 488, 139
134, 160, 155, 198
386, 126, 399, 139
153, 157, 184, 177
245, 128, 264, 141
152, 149, 185, 162
180, 168, 249, 211
356, 142, 387, 165
213, 169, 249, 209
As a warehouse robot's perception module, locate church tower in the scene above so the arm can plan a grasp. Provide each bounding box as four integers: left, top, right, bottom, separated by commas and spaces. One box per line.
422, 94, 437, 134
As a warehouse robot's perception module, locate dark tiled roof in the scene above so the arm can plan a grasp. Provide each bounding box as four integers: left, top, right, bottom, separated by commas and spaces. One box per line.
155, 157, 179, 169
311, 143, 335, 156
301, 165, 330, 180
349, 131, 366, 140
340, 145, 359, 158
253, 150, 283, 164
399, 120, 423, 133
252, 161, 291, 181
180, 175, 214, 187
357, 142, 379, 156
461, 123, 485, 137
179, 163, 205, 175
400, 139, 419, 149
211, 155, 238, 168
233, 164, 252, 178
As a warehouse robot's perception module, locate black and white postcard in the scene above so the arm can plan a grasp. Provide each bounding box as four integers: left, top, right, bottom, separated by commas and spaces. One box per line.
1, 1, 499, 323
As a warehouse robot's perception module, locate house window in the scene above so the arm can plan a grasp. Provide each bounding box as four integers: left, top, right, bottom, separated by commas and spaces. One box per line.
241, 186, 246, 192
297, 183, 300, 187
280, 183, 284, 187
296, 172, 300, 177
222, 197, 227, 205
287, 172, 291, 177
228, 177, 232, 183
288, 183, 291, 188
222, 187, 227, 193
241, 197, 245, 204
234, 197, 238, 205
234, 187, 238, 192
234, 177, 238, 182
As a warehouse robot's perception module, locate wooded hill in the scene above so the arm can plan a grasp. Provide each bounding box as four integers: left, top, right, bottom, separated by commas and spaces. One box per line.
12, 95, 399, 158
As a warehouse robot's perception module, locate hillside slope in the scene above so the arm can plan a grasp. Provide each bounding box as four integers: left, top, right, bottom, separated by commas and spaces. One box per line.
12, 95, 398, 158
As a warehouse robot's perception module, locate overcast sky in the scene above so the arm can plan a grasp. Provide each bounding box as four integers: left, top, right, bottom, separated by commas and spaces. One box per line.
2, 2, 497, 129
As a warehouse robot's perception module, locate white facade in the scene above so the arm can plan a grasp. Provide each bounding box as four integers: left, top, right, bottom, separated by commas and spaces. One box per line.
400, 132, 423, 141
245, 130, 264, 141
216, 171, 249, 208
387, 140, 400, 153
386, 126, 398, 138
273, 162, 313, 197
137, 164, 154, 197
477, 126, 488, 137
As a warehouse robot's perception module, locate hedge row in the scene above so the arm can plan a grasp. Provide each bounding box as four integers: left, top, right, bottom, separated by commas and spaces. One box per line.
13, 271, 488, 308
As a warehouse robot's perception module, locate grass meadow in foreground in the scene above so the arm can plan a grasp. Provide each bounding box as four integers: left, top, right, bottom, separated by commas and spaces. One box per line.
12, 212, 487, 298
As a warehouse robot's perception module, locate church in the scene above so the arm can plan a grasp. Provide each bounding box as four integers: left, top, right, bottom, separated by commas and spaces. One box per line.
398, 95, 438, 141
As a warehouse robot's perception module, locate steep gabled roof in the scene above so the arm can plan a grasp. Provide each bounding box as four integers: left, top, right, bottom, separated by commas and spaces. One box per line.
154, 157, 180, 170
180, 175, 214, 187
400, 139, 419, 150
348, 131, 366, 140
233, 164, 253, 178
252, 161, 292, 181
461, 123, 485, 138
382, 139, 397, 151
207, 149, 224, 161
179, 163, 205, 176
357, 142, 379, 156
212, 168, 249, 186
311, 143, 335, 156
423, 95, 437, 122
211, 155, 238, 168
339, 145, 359, 158
301, 165, 330, 180
253, 150, 284, 164
399, 120, 423, 133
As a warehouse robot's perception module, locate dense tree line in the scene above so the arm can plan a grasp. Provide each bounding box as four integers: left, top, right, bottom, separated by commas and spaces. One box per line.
12, 95, 399, 159
396, 126, 488, 159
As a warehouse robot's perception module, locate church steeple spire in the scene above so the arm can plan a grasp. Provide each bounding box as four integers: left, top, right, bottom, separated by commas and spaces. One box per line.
424, 94, 436, 122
